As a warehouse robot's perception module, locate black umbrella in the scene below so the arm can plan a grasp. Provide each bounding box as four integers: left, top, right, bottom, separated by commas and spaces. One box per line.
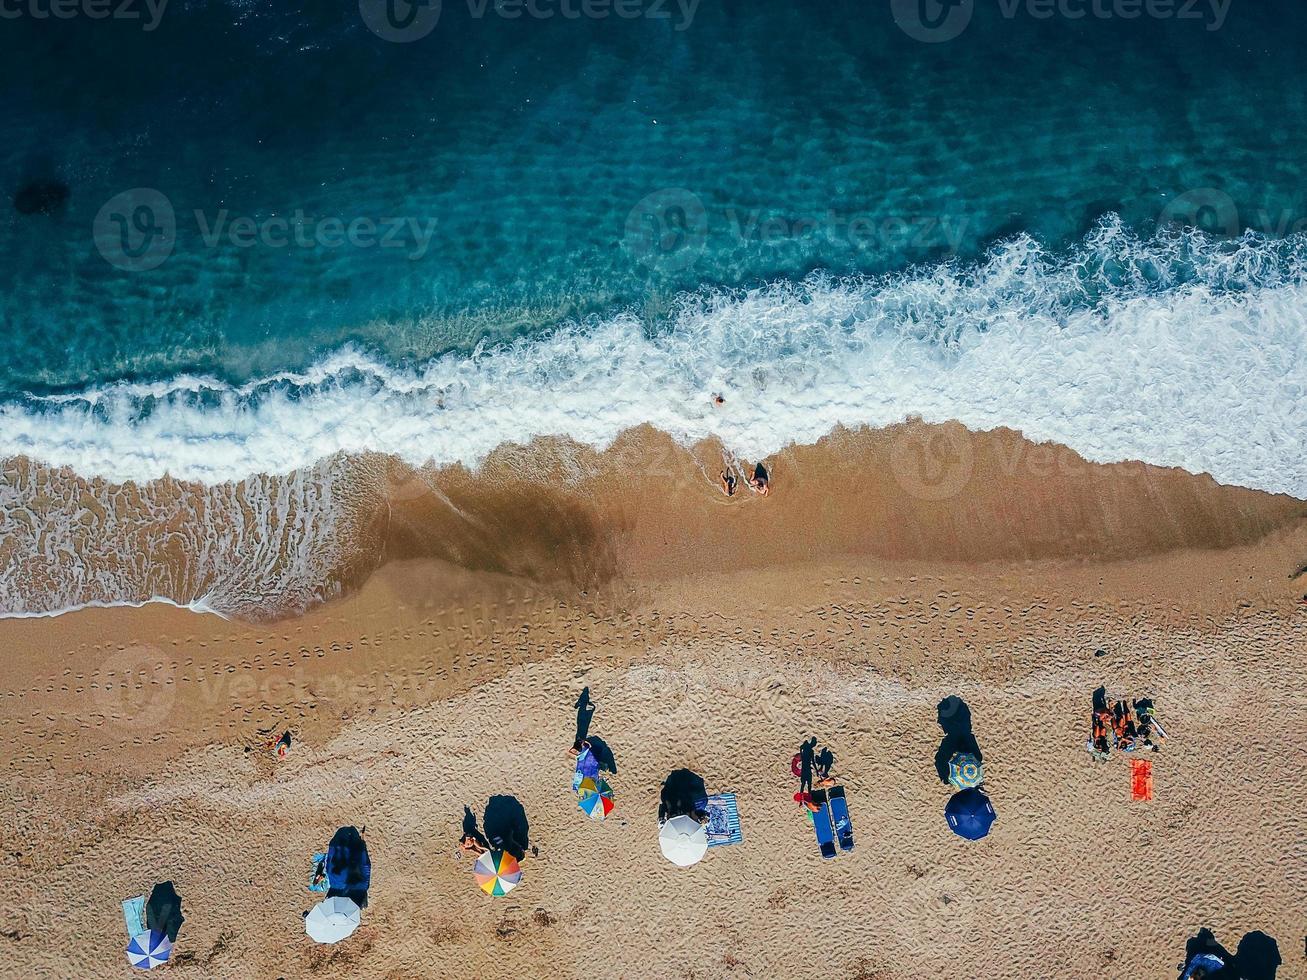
145, 881, 184, 943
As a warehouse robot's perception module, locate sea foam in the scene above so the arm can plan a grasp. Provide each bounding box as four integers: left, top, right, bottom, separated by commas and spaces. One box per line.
2, 220, 1303, 497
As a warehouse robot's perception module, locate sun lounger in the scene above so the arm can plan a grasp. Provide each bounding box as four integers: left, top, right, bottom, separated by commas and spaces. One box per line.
810, 789, 836, 859
828, 786, 854, 852
704, 793, 742, 847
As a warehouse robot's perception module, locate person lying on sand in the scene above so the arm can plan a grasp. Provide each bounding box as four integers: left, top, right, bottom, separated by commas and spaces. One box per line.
720, 471, 737, 496
1133, 697, 1164, 751
459, 806, 489, 857
815, 746, 836, 787
1111, 698, 1138, 751
748, 462, 770, 496
1087, 686, 1112, 761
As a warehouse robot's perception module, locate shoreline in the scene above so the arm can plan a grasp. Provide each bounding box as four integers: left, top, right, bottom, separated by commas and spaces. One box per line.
2, 420, 1304, 621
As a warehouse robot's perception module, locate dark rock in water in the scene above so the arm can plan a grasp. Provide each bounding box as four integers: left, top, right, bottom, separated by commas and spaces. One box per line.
13, 178, 70, 216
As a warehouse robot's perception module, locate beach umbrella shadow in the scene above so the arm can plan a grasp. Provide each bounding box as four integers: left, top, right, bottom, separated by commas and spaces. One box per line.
483, 795, 530, 861
935, 696, 983, 784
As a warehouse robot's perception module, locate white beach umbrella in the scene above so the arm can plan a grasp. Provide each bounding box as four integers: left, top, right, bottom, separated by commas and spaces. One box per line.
305, 896, 361, 944
659, 815, 708, 867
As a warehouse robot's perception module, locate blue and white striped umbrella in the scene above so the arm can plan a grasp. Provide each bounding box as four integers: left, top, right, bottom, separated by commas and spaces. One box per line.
126, 928, 173, 970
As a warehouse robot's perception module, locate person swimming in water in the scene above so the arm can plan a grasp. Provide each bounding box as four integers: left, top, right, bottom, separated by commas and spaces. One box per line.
748, 462, 770, 496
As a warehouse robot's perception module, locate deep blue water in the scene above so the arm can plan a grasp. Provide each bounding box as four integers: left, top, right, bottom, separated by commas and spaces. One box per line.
2, 0, 1306, 394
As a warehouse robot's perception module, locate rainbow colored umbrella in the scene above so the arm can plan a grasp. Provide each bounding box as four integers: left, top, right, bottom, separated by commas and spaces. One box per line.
948, 752, 984, 790
577, 777, 615, 821
473, 849, 522, 896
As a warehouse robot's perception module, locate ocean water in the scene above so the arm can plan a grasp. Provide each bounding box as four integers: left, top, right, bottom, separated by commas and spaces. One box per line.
2, 0, 1307, 614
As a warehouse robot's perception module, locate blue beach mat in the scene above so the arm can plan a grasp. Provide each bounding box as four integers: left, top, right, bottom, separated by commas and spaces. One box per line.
810, 790, 836, 859
828, 786, 854, 853
703, 793, 742, 847
308, 852, 328, 893
122, 895, 146, 937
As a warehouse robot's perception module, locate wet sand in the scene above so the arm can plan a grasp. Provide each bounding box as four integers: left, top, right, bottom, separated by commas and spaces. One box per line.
1, 424, 1305, 978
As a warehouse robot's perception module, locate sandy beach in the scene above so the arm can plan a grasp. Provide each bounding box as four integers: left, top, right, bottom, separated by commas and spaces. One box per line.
1, 424, 1305, 979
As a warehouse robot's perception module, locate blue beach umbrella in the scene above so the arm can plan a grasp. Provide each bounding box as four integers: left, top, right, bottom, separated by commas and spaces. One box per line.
126, 928, 173, 970
945, 788, 996, 841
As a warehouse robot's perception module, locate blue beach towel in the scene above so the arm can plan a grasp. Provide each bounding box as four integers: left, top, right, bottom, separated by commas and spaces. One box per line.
828, 786, 854, 852
810, 790, 836, 859
121, 895, 146, 937
703, 793, 742, 847
308, 852, 328, 893
572, 746, 600, 792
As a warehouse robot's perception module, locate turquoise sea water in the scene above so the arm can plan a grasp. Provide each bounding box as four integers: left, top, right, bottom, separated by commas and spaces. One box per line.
3, 0, 1305, 391
2, 1, 1307, 616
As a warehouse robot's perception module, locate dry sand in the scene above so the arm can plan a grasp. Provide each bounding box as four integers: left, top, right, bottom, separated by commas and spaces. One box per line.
1, 423, 1305, 979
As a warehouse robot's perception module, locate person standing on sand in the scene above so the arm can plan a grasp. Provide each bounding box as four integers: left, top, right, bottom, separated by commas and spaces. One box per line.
571, 686, 596, 753
797, 736, 818, 795
815, 745, 835, 786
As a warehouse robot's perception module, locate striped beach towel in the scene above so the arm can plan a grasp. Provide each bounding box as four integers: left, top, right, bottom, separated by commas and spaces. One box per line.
703, 793, 742, 847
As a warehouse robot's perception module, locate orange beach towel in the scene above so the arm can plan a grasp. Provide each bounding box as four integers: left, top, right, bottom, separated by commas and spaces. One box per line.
1130, 759, 1153, 801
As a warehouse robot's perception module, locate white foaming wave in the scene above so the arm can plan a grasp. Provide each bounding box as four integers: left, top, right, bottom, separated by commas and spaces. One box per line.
3, 221, 1306, 497
0, 454, 373, 619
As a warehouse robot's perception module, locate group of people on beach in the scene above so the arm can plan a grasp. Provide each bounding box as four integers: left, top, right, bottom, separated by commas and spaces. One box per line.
719, 461, 769, 497
1087, 685, 1166, 761
792, 736, 836, 805
712, 393, 771, 497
